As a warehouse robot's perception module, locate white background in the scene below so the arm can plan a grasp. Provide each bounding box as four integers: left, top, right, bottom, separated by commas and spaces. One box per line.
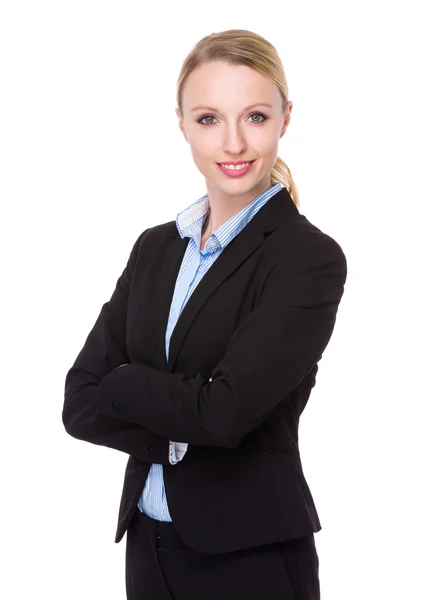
1, 1, 440, 598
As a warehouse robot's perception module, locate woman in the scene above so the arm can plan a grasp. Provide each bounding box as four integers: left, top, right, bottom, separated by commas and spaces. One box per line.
63, 29, 347, 600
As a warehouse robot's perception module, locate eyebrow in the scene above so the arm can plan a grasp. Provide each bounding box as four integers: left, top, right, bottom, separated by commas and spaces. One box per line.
190, 102, 274, 113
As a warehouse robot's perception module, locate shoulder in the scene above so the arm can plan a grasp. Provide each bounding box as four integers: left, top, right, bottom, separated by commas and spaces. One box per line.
132, 220, 178, 253
266, 213, 347, 273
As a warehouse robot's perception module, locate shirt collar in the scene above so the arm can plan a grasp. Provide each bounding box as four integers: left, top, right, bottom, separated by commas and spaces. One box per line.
176, 182, 282, 251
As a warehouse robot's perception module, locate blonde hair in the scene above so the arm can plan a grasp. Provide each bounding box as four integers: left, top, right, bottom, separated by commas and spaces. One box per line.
176, 29, 299, 207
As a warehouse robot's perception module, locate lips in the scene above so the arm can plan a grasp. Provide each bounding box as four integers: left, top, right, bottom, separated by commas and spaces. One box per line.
217, 160, 256, 178
217, 160, 255, 166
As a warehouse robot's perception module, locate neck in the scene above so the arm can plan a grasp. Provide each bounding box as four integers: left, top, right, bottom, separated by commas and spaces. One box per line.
204, 177, 273, 234
202, 212, 211, 237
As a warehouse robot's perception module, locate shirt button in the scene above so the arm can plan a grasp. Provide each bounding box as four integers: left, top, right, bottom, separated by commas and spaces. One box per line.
111, 402, 119, 414
145, 446, 154, 456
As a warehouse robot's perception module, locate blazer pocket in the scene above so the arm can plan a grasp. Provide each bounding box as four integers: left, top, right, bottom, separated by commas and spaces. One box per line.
238, 442, 293, 457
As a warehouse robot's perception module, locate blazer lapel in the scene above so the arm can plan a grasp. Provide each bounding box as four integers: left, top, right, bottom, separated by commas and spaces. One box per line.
152, 186, 299, 373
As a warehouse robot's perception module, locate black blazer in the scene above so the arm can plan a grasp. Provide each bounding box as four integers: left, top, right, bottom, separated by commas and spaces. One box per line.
62, 186, 347, 554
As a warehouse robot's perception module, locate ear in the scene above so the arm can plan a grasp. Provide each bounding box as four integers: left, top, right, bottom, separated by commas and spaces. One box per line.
280, 101, 293, 139
176, 107, 189, 143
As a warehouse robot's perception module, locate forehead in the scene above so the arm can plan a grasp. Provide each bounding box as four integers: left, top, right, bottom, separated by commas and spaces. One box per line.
182, 62, 279, 111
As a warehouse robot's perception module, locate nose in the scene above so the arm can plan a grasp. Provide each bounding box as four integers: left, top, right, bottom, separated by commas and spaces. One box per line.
222, 126, 247, 156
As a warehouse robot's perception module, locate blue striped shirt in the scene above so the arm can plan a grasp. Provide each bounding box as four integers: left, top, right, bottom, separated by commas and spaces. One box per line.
137, 181, 283, 521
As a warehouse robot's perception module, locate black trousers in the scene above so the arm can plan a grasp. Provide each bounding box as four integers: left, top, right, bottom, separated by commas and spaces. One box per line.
125, 507, 320, 600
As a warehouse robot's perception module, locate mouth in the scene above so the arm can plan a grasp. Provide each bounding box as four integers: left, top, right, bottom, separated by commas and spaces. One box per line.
216, 160, 256, 178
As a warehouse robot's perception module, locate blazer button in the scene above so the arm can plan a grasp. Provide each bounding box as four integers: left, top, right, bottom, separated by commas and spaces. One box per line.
145, 446, 154, 456
111, 402, 119, 414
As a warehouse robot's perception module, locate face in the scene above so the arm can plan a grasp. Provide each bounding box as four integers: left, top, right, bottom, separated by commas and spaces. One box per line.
176, 61, 292, 202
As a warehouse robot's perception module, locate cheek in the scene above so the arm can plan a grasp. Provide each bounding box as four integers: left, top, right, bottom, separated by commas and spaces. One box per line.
256, 137, 281, 163
186, 124, 213, 150
188, 145, 215, 177
189, 138, 216, 162
250, 127, 280, 151
189, 144, 207, 163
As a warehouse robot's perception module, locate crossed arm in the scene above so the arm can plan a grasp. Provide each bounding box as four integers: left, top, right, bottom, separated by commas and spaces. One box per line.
62, 229, 347, 462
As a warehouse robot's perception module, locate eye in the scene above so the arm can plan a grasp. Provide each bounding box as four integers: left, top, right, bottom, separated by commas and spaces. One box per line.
197, 112, 268, 126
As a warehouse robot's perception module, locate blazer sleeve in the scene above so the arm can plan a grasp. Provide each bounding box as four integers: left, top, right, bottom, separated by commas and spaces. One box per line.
96, 236, 348, 449
62, 228, 175, 466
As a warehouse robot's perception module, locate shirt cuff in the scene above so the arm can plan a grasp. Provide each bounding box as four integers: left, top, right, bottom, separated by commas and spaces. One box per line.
169, 440, 179, 465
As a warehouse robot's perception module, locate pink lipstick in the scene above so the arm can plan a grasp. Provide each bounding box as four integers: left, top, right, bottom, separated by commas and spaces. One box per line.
217, 160, 255, 178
